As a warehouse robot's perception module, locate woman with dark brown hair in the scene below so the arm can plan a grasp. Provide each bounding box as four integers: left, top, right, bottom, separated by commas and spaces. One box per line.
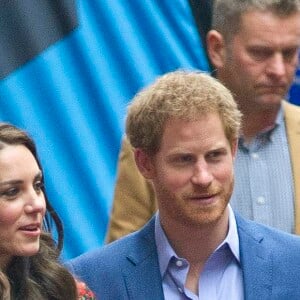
0, 123, 95, 300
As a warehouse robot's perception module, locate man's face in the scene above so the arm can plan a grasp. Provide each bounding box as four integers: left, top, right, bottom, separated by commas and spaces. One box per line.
215, 11, 300, 111
138, 113, 236, 228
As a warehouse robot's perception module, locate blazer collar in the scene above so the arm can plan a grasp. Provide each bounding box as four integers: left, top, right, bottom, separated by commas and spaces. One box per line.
236, 213, 272, 299
283, 101, 300, 234
122, 217, 164, 300
122, 214, 274, 299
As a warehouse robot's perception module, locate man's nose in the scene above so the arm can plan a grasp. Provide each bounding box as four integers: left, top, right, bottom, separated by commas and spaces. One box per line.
190, 161, 213, 187
266, 53, 286, 78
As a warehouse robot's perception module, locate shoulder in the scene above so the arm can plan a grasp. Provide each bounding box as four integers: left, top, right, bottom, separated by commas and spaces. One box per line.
67, 217, 156, 275
236, 213, 300, 253
283, 100, 300, 115
66, 218, 157, 299
76, 280, 95, 300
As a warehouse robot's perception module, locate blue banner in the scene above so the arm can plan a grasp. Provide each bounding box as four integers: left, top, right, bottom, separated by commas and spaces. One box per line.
0, 0, 210, 259
288, 58, 300, 105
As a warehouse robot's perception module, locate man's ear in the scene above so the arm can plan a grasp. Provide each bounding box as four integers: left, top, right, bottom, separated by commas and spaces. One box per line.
206, 30, 226, 69
134, 148, 155, 179
231, 138, 238, 160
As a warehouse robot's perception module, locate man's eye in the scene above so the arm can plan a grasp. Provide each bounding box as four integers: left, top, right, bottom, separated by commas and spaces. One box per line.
170, 155, 194, 165
250, 49, 271, 61
177, 155, 193, 163
283, 49, 298, 62
207, 151, 224, 160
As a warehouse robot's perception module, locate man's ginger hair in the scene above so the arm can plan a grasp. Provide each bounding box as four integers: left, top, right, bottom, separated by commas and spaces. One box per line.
126, 70, 242, 155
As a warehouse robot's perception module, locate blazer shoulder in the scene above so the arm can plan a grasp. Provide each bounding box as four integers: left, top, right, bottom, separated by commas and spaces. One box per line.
66, 218, 159, 300
68, 217, 156, 274
236, 213, 300, 252
283, 100, 300, 118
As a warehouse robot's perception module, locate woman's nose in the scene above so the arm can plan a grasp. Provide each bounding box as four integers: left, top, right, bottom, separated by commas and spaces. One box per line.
24, 188, 46, 214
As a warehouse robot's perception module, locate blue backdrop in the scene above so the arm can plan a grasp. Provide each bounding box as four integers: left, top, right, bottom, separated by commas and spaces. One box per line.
0, 0, 299, 259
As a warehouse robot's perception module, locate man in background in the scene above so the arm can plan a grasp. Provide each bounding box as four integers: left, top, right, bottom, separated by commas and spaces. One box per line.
106, 0, 300, 242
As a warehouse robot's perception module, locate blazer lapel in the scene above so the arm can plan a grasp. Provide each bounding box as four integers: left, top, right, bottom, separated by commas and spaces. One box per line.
236, 215, 272, 300
121, 217, 164, 300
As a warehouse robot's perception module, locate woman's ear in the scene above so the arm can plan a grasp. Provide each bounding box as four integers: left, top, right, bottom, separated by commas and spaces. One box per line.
206, 30, 226, 69
134, 148, 155, 179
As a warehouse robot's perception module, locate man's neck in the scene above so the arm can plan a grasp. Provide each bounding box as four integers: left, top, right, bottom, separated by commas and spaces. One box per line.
160, 208, 229, 269
160, 209, 229, 294
239, 104, 280, 142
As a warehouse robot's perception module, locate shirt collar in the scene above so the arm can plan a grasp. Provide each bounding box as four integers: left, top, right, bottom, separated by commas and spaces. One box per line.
155, 205, 240, 277
239, 105, 283, 145
270, 105, 284, 138
275, 104, 284, 124
268, 105, 283, 142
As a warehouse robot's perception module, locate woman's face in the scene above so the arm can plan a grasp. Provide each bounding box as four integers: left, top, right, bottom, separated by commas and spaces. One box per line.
0, 144, 46, 270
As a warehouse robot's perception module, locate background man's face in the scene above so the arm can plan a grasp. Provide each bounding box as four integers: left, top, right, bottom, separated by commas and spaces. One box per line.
216, 11, 300, 111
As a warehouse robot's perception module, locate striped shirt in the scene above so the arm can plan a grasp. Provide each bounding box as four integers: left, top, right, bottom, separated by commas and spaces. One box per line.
230, 106, 295, 233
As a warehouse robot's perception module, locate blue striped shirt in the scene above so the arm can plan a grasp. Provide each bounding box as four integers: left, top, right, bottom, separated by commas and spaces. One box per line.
230, 106, 295, 233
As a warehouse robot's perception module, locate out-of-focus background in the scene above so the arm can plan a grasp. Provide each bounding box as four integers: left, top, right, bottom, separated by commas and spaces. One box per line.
0, 0, 299, 259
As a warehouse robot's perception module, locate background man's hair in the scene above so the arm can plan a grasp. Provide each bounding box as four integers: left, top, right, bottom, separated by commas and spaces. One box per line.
212, 0, 300, 42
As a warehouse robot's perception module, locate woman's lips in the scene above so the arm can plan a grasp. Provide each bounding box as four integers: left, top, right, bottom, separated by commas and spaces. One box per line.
19, 223, 41, 237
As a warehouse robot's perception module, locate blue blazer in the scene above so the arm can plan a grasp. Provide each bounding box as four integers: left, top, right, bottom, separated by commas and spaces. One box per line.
67, 214, 300, 299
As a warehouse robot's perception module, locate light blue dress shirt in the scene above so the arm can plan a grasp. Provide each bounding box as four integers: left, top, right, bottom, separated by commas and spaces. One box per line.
155, 205, 244, 300
230, 106, 294, 233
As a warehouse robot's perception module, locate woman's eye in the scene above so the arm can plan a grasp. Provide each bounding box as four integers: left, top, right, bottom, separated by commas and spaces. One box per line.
0, 188, 19, 199
34, 181, 44, 193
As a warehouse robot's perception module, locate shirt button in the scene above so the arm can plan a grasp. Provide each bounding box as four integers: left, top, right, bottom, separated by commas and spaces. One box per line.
251, 153, 259, 159
176, 260, 183, 267
257, 196, 265, 205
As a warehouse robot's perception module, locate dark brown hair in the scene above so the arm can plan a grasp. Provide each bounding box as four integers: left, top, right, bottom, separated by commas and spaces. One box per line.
0, 123, 77, 300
